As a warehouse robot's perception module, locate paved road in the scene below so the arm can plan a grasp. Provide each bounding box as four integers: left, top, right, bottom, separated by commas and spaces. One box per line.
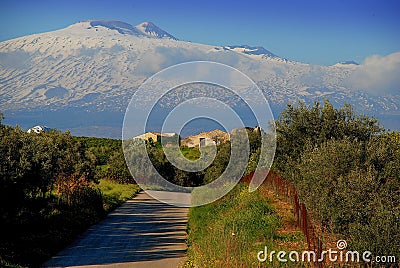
44, 191, 190, 268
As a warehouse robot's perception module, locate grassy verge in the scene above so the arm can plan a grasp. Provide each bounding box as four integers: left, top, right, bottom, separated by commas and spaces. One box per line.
97, 179, 141, 212
184, 183, 306, 267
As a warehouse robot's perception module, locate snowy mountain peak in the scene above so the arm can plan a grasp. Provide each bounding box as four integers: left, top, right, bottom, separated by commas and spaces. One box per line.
222, 45, 289, 62
81, 20, 177, 40
333, 60, 359, 68
89, 20, 143, 35
135, 21, 177, 40
224, 45, 277, 57
338, 60, 359, 65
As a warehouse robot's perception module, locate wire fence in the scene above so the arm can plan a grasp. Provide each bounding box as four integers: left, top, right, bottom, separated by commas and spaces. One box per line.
240, 170, 325, 267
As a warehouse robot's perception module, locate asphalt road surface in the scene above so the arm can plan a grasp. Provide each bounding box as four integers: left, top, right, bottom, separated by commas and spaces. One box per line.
44, 191, 190, 268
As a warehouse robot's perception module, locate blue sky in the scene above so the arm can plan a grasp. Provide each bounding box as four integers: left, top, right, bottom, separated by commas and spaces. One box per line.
0, 0, 399, 65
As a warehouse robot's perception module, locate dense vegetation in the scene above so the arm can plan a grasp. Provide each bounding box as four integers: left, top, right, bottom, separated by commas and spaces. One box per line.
76, 136, 134, 184
1, 98, 399, 266
124, 128, 263, 189
274, 100, 400, 259
0, 113, 139, 267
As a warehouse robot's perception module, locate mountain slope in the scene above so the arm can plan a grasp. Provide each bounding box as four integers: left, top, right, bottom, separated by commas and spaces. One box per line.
0, 21, 398, 136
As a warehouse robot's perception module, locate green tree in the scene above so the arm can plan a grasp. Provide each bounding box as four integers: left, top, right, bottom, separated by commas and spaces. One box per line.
274, 100, 381, 179
105, 150, 134, 184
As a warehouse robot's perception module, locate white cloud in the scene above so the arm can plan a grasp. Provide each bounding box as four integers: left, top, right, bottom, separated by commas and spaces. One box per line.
345, 52, 400, 95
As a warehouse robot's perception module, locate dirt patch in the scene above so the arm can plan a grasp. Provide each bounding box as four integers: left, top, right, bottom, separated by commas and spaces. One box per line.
260, 185, 308, 252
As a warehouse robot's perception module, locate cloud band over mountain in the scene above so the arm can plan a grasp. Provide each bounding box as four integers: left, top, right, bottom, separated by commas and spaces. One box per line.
345, 52, 400, 95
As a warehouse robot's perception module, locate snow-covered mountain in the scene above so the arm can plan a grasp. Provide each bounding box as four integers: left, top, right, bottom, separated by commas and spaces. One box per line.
135, 21, 177, 40
332, 60, 359, 68
0, 20, 398, 137
224, 45, 277, 57
338, 60, 359, 65
90, 20, 143, 36
88, 20, 177, 39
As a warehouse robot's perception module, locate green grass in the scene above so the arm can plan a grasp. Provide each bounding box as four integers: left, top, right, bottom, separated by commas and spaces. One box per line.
185, 183, 283, 267
180, 147, 200, 160
97, 179, 141, 212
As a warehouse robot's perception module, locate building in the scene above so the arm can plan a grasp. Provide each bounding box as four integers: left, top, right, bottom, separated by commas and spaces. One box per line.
133, 132, 181, 146
181, 129, 230, 148
134, 132, 158, 142
27, 125, 50, 134
199, 137, 215, 147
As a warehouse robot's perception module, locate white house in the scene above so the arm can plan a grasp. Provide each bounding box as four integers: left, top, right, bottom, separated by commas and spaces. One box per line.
27, 125, 49, 134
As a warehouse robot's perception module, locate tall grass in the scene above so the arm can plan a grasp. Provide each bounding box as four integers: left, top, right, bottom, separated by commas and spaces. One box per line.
185, 183, 284, 267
